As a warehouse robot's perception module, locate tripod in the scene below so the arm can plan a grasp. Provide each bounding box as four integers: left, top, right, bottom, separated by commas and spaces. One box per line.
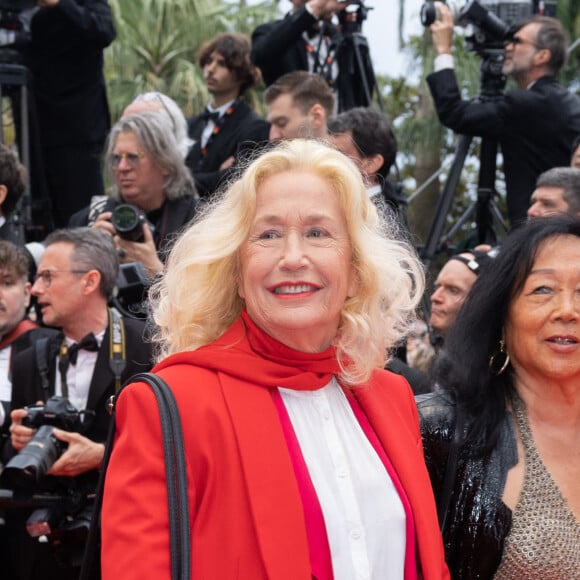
420, 47, 509, 271
334, 2, 384, 112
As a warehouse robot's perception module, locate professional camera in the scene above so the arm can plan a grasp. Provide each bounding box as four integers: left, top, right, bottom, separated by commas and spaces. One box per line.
111, 203, 154, 243
421, 0, 557, 46
0, 0, 36, 53
1, 396, 84, 489
338, 0, 369, 34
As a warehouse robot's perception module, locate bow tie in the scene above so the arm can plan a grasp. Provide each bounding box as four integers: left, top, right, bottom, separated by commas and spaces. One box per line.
67, 333, 99, 365
200, 109, 220, 123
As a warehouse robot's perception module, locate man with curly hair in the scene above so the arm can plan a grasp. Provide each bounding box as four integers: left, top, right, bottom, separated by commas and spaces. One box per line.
186, 32, 269, 198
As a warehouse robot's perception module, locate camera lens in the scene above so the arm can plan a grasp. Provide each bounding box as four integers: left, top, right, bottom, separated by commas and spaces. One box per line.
1, 426, 64, 489
111, 204, 146, 242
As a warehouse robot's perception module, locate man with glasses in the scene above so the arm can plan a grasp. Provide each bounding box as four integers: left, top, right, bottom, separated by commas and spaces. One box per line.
69, 113, 200, 279
427, 8, 580, 226
4, 227, 152, 580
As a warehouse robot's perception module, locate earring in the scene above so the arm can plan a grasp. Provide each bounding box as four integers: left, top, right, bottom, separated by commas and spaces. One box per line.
489, 339, 510, 375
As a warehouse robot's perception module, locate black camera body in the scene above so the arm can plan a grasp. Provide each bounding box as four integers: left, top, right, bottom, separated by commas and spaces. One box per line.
421, 0, 558, 45
1, 396, 83, 489
111, 203, 155, 243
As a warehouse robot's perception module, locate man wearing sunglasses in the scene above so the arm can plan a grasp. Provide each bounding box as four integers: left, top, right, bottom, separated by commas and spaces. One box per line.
427, 6, 580, 226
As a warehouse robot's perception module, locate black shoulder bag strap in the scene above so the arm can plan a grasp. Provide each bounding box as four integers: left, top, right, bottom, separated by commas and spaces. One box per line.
80, 372, 191, 580
34, 336, 51, 399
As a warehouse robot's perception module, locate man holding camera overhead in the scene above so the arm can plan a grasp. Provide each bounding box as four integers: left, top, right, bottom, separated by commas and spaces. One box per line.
427, 5, 580, 226
4, 227, 152, 580
251, 0, 362, 99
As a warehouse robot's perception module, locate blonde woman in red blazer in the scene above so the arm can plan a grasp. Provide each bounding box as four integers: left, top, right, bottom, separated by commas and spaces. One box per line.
102, 139, 448, 580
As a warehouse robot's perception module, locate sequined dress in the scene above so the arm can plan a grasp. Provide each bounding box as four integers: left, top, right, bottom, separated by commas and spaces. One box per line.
494, 395, 580, 579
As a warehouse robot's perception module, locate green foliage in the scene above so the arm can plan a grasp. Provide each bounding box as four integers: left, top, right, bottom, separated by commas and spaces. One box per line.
557, 0, 580, 89
105, 0, 280, 119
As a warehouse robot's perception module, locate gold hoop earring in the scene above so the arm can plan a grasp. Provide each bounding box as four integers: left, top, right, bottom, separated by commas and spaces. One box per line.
489, 339, 510, 375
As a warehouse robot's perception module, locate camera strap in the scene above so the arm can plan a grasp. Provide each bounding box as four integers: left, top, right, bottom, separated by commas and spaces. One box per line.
107, 307, 127, 394
35, 336, 51, 398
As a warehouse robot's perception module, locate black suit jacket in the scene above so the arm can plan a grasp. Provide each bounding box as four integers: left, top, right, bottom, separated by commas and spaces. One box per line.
1, 317, 152, 580
427, 70, 580, 225
9, 316, 153, 446
186, 101, 269, 197
251, 8, 317, 87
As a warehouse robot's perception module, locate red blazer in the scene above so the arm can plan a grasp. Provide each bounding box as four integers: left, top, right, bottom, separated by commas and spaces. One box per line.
102, 363, 448, 579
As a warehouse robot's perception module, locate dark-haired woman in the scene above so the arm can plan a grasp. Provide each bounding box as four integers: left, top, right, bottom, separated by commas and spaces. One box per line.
418, 215, 580, 578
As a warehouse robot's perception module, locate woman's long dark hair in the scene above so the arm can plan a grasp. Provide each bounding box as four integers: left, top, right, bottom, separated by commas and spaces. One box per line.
434, 216, 580, 452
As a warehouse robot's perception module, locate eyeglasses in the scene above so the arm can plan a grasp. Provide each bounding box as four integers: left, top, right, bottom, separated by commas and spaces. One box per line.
34, 269, 90, 288
504, 35, 540, 49
109, 151, 146, 170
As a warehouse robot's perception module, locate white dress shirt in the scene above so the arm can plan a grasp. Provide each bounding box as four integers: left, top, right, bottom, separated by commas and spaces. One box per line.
55, 331, 105, 412
279, 378, 406, 580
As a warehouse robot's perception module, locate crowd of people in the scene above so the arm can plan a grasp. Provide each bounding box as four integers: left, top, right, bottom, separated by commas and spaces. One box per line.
0, 1, 578, 579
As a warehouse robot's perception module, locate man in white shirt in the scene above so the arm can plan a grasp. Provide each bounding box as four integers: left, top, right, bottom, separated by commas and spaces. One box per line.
185, 32, 269, 197
5, 227, 152, 580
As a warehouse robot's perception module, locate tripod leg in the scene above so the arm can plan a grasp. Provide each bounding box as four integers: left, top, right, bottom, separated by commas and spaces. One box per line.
476, 137, 500, 245
422, 134, 472, 268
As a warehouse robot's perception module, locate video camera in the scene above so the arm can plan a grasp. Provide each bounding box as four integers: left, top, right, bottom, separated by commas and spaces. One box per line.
0, 0, 36, 56
337, 0, 370, 35
421, 0, 557, 48
421, 0, 557, 96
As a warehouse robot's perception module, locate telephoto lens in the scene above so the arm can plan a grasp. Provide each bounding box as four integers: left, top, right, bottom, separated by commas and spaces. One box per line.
1, 425, 65, 489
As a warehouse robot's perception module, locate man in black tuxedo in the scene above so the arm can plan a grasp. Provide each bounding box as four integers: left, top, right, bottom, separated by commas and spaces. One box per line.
427, 8, 580, 226
251, 0, 372, 111
186, 32, 269, 198
5, 227, 152, 580
22, 0, 115, 229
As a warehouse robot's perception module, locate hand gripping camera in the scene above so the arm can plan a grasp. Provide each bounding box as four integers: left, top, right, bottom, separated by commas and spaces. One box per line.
1, 396, 84, 489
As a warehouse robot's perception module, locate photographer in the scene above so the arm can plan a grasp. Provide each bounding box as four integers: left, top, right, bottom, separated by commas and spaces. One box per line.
251, 0, 354, 92
69, 113, 201, 278
4, 227, 153, 580
427, 6, 580, 226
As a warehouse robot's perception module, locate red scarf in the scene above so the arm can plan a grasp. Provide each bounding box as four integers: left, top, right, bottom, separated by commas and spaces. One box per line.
155, 313, 418, 579
0, 319, 38, 351
155, 311, 340, 390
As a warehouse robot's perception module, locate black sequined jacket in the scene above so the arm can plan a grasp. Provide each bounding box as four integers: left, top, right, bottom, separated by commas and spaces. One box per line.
416, 392, 518, 579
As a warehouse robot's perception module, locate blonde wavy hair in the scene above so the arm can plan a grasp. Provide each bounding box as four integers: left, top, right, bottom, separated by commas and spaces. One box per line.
151, 139, 424, 385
